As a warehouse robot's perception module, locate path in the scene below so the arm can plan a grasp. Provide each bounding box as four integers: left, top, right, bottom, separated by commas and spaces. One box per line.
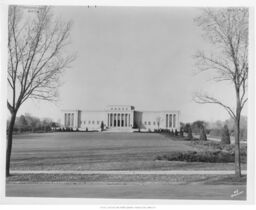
11, 170, 247, 175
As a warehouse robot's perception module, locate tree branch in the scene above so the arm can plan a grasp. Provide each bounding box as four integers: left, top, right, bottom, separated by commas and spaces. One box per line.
194, 93, 236, 119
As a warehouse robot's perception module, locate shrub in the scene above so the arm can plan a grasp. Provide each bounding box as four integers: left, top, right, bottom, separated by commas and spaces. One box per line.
180, 129, 184, 137
199, 126, 207, 141
221, 125, 230, 144
188, 140, 247, 163
186, 124, 193, 140
155, 150, 239, 163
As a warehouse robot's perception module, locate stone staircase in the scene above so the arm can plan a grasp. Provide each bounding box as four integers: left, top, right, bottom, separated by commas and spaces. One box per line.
103, 127, 136, 133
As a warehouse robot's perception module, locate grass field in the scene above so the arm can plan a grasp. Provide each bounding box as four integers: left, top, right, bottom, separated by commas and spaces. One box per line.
8, 132, 247, 199
10, 132, 246, 171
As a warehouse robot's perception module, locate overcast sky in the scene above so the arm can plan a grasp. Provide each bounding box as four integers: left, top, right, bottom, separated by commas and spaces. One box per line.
16, 6, 247, 123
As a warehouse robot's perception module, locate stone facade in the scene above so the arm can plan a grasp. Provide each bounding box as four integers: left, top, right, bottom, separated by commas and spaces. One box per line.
62, 105, 180, 132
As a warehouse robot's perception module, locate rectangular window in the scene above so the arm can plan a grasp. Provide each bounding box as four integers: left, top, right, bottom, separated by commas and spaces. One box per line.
169, 114, 172, 127
144, 121, 147, 125
97, 121, 99, 124
153, 122, 155, 125
148, 121, 151, 125
89, 121, 91, 124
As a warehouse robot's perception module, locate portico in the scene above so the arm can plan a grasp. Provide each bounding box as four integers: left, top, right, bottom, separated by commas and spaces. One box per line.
106, 105, 134, 128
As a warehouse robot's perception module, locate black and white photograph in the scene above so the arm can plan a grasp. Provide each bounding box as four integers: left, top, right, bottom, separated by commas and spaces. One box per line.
0, 0, 255, 206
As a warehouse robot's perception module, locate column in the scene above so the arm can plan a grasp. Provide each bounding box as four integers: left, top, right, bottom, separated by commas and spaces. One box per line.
121, 114, 124, 127
71, 113, 74, 127
118, 114, 120, 127
120, 114, 122, 127
116, 114, 118, 127
115, 114, 117, 127
107, 114, 109, 126
114, 114, 116, 127
123, 114, 125, 127
108, 114, 110, 127
109, 113, 112, 127
112, 113, 114, 127
68, 113, 70, 127
109, 113, 110, 127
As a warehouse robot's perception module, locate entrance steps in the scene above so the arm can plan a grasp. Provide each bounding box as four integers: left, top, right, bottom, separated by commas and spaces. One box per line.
104, 127, 136, 133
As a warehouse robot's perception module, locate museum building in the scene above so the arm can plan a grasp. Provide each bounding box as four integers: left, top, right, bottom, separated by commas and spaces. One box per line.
62, 105, 180, 132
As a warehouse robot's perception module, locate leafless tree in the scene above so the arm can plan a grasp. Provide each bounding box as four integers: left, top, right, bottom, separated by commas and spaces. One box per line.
156, 116, 161, 130
194, 8, 248, 177
7, 6, 75, 177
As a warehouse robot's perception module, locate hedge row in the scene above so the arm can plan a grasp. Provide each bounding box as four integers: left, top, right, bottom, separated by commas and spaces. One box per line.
155, 150, 247, 163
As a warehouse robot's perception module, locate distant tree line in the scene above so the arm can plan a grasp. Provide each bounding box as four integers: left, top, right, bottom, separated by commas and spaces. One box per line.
180, 116, 247, 141
7, 113, 59, 133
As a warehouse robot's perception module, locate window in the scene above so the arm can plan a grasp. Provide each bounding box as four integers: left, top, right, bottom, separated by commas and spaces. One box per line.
89, 121, 91, 124
148, 121, 151, 125
97, 121, 99, 124
169, 114, 172, 127
144, 121, 147, 125
153, 121, 155, 125
92, 121, 94, 124
84, 121, 86, 124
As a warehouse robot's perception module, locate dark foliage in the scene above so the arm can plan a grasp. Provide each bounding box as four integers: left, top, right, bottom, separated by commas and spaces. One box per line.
221, 125, 231, 144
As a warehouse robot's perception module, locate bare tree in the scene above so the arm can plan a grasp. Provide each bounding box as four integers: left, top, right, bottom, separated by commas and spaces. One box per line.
156, 116, 161, 130
7, 6, 75, 177
194, 8, 248, 177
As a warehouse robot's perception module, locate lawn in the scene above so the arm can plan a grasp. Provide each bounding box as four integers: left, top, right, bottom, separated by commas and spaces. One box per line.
6, 183, 246, 200
10, 132, 247, 171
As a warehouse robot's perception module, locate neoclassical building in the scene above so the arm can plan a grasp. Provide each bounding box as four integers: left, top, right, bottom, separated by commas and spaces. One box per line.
62, 105, 180, 132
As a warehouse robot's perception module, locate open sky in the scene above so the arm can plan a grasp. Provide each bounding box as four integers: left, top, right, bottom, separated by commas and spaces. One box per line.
16, 6, 247, 123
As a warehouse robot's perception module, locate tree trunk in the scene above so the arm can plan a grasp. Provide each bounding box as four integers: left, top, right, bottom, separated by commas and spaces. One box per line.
234, 116, 241, 177
234, 87, 242, 177
6, 111, 17, 177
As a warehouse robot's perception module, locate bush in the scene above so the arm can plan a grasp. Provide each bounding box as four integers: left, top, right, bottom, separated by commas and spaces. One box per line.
199, 126, 207, 141
221, 125, 230, 144
155, 150, 243, 163
180, 129, 184, 137
186, 124, 193, 140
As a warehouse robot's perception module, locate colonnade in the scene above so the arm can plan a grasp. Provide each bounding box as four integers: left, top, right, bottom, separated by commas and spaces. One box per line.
64, 113, 74, 127
107, 113, 131, 127
166, 114, 176, 128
